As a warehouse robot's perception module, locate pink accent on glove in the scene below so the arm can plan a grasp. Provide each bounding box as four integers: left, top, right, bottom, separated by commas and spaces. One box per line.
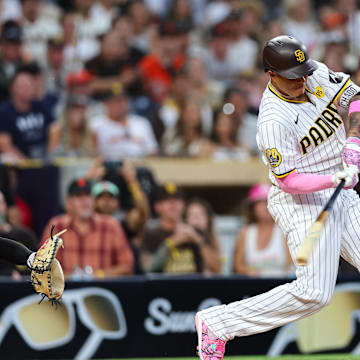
349, 100, 360, 117
343, 138, 360, 169
347, 137, 360, 146
276, 171, 333, 194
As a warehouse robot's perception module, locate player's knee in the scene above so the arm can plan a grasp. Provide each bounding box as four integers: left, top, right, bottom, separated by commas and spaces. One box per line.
311, 292, 331, 309
290, 283, 333, 310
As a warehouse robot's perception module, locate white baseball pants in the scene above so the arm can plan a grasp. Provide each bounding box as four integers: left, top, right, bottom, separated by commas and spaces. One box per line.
197, 188, 360, 340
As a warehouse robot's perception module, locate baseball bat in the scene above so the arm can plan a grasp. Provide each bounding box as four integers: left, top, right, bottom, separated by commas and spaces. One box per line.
296, 179, 345, 266
53, 229, 67, 238
48, 227, 67, 241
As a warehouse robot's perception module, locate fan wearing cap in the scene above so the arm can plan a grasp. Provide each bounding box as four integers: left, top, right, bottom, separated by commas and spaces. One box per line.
233, 184, 292, 277
43, 36, 66, 94
92, 176, 148, 275
0, 21, 25, 102
140, 182, 209, 274
40, 177, 134, 278
194, 35, 360, 360
92, 181, 120, 217
93, 160, 151, 238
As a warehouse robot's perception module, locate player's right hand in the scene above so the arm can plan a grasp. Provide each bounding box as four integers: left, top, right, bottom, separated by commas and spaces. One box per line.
332, 166, 359, 189
343, 137, 360, 172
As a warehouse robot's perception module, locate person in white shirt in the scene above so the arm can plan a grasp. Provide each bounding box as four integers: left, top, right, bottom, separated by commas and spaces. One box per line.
0, 0, 21, 24
91, 87, 158, 160
283, 0, 319, 52
21, 0, 62, 63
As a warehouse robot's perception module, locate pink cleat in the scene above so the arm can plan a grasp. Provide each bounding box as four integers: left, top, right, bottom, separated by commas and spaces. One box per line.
195, 314, 227, 360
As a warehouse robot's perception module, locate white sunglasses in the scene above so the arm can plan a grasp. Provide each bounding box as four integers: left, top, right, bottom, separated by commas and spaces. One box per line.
0, 287, 127, 360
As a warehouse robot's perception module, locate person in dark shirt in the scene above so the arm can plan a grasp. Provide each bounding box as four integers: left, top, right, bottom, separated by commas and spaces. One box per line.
0, 65, 54, 160
140, 182, 208, 274
85, 30, 144, 97
0, 21, 26, 102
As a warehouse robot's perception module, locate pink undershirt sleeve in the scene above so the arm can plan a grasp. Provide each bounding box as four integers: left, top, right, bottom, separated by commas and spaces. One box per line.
276, 171, 333, 194
348, 99, 360, 117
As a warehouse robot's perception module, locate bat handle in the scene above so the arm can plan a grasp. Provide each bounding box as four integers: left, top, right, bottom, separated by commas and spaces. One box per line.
324, 179, 345, 212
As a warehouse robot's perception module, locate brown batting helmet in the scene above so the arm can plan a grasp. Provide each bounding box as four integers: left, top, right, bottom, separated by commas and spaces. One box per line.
263, 35, 318, 79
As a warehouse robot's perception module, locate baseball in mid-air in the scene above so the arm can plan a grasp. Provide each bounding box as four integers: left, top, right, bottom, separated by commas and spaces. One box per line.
223, 102, 235, 115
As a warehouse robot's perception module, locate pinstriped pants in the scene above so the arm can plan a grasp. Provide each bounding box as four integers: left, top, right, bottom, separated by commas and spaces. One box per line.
198, 188, 360, 341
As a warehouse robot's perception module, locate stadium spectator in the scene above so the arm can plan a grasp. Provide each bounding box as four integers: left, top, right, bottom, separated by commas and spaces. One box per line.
25, 61, 59, 116
140, 182, 210, 274
21, 0, 62, 63
85, 30, 144, 97
202, 21, 235, 84
209, 109, 250, 161
64, 69, 104, 121
42, 177, 134, 278
63, 0, 107, 64
0, 191, 38, 277
202, 0, 231, 28
89, 0, 119, 35
139, 19, 186, 102
66, 69, 93, 98
224, 87, 259, 155
154, 65, 214, 143
226, 8, 259, 76
93, 161, 150, 240
127, 0, 154, 54
264, 20, 286, 41
187, 56, 225, 111
321, 39, 349, 73
0, 0, 21, 24
0, 20, 25, 101
43, 36, 67, 95
0, 65, 55, 160
168, 0, 194, 29
183, 197, 221, 274
90, 86, 158, 160
233, 184, 293, 277
162, 97, 212, 157
325, 0, 360, 56
0, 164, 15, 210
283, 0, 319, 53
112, 14, 133, 43
92, 162, 150, 274
47, 95, 96, 157
152, 70, 191, 143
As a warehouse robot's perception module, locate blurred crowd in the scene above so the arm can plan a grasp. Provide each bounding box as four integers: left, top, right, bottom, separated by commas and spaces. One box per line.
1, 0, 360, 161
0, 0, 359, 279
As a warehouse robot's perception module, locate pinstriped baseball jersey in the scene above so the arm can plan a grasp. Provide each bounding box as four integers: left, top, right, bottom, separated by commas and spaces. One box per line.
257, 61, 360, 186
196, 61, 360, 344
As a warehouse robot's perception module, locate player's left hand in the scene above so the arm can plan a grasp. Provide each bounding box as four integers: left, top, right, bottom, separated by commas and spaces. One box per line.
343, 137, 360, 172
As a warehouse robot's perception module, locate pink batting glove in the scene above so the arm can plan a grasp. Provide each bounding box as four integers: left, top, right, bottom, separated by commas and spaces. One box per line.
343, 137, 360, 172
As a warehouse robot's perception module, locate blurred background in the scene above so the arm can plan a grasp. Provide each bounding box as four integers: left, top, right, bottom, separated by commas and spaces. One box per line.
0, 0, 359, 358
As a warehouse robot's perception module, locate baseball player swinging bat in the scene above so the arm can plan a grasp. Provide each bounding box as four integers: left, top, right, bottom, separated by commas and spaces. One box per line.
296, 179, 345, 265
